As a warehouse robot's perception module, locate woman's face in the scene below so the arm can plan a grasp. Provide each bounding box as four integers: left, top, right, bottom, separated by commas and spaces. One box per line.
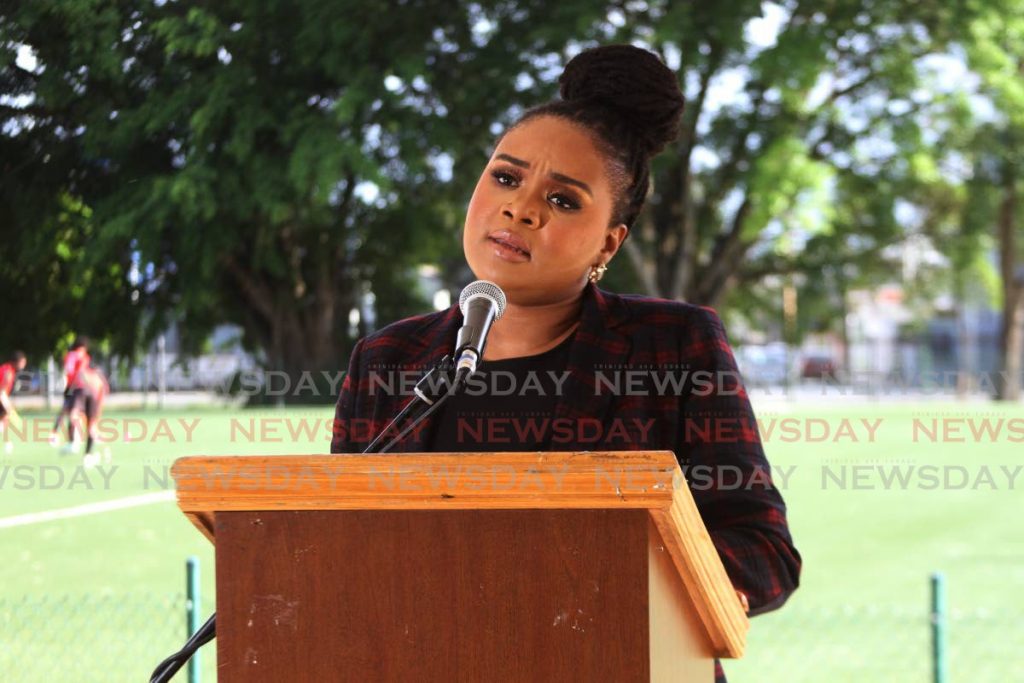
462, 115, 628, 306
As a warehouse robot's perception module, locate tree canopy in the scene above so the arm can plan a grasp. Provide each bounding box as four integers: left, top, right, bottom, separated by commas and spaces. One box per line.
2, 0, 1021, 395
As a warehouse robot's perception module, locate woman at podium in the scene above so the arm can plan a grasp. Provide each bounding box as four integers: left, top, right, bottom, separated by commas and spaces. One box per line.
332, 44, 801, 682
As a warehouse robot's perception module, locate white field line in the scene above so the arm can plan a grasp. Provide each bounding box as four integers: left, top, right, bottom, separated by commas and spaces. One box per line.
0, 491, 175, 529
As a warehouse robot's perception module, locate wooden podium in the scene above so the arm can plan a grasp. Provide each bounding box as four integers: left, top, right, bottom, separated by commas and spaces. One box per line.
171, 451, 748, 681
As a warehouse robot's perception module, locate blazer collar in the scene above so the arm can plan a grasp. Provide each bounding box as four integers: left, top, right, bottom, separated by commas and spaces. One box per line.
390, 283, 634, 451
553, 283, 633, 427
408, 304, 462, 368
402, 282, 631, 361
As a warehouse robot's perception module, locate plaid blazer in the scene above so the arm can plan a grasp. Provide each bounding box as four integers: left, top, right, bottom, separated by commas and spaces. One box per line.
332, 283, 801, 681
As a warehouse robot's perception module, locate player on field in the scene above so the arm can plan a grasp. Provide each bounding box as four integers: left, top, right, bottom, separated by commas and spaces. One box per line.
71, 363, 109, 465
50, 337, 90, 449
0, 351, 27, 454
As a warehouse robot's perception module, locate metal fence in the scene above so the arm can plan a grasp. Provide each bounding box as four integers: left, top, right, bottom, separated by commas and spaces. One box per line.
727, 601, 1018, 681
0, 591, 216, 682
0, 571, 1018, 682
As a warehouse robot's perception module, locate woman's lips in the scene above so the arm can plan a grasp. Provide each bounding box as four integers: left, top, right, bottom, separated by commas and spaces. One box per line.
487, 230, 531, 262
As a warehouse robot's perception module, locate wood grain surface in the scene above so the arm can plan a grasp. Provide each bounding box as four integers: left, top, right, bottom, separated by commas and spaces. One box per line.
216, 509, 652, 682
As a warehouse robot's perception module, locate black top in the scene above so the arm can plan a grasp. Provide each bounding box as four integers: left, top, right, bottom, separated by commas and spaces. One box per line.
427, 333, 575, 452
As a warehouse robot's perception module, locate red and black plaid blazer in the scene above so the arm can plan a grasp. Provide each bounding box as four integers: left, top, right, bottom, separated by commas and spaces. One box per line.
332, 283, 801, 681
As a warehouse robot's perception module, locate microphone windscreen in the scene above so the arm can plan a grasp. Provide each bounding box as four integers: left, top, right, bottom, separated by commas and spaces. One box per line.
458, 280, 507, 319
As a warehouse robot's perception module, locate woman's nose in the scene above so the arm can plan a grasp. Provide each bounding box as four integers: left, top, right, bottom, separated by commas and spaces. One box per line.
502, 198, 543, 228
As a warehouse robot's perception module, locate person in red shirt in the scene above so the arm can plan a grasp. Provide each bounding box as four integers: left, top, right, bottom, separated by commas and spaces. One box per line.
70, 363, 109, 462
0, 351, 27, 454
50, 337, 90, 449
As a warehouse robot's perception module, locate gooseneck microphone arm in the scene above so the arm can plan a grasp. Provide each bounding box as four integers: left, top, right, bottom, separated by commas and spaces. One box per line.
373, 365, 471, 454
362, 355, 459, 454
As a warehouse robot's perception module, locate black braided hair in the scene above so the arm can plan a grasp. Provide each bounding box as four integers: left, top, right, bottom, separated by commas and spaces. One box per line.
513, 44, 685, 229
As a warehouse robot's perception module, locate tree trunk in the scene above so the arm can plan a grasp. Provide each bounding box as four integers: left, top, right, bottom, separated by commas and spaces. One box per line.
996, 169, 1023, 401
835, 266, 852, 376
264, 300, 349, 405
999, 293, 1024, 401
223, 254, 353, 404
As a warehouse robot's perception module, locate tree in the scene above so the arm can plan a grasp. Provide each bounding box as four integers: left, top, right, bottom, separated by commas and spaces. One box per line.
960, 0, 1024, 400
0, 136, 136, 360
1, 0, 607, 394
588, 0, 974, 316
6, 0, 1017, 394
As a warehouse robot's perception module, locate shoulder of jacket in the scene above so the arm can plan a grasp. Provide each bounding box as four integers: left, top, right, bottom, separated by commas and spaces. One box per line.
610, 292, 723, 327
371, 308, 450, 339
351, 307, 455, 361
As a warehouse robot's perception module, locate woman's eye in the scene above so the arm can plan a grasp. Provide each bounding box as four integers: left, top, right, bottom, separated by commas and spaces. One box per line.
491, 170, 519, 187
549, 193, 581, 211
489, 167, 580, 211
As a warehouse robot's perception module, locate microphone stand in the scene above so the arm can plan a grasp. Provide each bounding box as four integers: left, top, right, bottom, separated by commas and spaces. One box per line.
149, 356, 466, 681
362, 355, 458, 454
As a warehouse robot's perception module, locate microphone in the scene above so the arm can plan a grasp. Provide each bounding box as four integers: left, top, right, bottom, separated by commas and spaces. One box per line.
366, 281, 505, 454
455, 280, 507, 376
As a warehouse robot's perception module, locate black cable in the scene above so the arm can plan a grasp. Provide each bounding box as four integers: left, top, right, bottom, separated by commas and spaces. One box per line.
150, 613, 216, 683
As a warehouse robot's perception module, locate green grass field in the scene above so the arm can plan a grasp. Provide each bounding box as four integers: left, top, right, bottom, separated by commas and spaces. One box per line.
1, 402, 1021, 681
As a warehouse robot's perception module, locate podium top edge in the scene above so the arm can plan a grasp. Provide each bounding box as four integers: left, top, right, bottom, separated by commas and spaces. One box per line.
169, 451, 683, 511
171, 451, 679, 468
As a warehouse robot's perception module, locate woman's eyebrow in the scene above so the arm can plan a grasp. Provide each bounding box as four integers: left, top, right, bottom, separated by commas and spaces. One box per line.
494, 153, 593, 197
550, 172, 592, 197
495, 153, 530, 169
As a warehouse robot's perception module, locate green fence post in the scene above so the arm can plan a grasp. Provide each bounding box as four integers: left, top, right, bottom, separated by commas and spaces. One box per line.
187, 556, 201, 683
931, 572, 947, 683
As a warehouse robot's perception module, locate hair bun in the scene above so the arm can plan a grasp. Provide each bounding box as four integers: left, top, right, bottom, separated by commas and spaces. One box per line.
559, 44, 685, 158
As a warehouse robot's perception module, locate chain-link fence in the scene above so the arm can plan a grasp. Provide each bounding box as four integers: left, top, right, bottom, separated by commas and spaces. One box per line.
0, 592, 216, 682
0, 589, 1017, 681
724, 600, 1020, 682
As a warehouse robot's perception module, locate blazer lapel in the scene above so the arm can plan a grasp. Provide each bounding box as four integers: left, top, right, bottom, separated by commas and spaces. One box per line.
553, 283, 633, 449
377, 305, 462, 453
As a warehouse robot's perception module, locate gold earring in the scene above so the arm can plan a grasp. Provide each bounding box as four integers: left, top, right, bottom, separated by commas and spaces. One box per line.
588, 263, 608, 283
